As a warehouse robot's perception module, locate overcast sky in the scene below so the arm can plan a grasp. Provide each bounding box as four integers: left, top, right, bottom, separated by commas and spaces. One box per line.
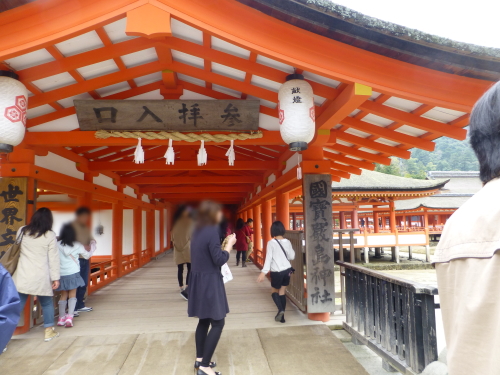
330, 0, 500, 48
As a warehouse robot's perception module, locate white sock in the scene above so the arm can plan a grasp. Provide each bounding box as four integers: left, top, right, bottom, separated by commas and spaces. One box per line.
68, 298, 77, 317
58, 300, 67, 317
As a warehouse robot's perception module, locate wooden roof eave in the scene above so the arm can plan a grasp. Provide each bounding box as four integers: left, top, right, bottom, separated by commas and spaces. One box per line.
0, 0, 491, 111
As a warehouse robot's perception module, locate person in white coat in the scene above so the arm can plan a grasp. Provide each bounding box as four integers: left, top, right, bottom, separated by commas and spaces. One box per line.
12, 207, 60, 342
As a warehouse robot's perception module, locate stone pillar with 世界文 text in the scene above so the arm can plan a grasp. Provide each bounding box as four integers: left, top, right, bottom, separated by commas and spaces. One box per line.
4, 146, 37, 335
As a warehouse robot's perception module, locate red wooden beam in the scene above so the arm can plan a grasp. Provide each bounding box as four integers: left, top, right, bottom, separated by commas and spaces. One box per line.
88, 160, 279, 172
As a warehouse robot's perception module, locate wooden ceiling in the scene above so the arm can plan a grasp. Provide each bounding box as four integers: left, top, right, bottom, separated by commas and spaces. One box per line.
0, 0, 489, 206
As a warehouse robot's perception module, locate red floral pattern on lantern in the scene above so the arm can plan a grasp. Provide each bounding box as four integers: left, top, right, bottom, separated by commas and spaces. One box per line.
4, 95, 27, 126
278, 102, 285, 125
309, 106, 315, 122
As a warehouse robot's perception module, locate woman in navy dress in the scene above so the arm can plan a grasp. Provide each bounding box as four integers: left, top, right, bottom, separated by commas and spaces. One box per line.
189, 200, 236, 375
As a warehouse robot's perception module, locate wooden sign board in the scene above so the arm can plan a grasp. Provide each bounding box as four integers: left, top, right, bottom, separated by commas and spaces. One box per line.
303, 174, 335, 313
0, 177, 27, 257
75, 100, 260, 131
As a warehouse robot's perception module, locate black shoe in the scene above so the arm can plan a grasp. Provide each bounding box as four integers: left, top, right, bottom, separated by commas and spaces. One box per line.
280, 295, 286, 323
242, 262, 247, 268
236, 260, 239, 266
180, 290, 188, 301
275, 310, 284, 322
197, 369, 221, 375
194, 361, 216, 370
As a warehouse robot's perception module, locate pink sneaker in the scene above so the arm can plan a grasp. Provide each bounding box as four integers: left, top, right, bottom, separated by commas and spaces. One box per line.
57, 315, 67, 326
65, 315, 74, 328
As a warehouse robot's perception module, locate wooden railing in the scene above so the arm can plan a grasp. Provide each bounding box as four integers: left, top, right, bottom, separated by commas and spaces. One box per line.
121, 254, 139, 276
338, 261, 438, 374
89, 259, 117, 294
284, 230, 307, 312
141, 249, 151, 265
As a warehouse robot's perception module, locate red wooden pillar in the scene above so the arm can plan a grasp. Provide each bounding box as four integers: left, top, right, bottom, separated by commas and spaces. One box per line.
276, 190, 290, 230
248, 209, 253, 221
339, 211, 346, 229
373, 211, 380, 233
389, 201, 397, 233
112, 200, 124, 278
133, 203, 142, 268
159, 206, 165, 253
253, 204, 262, 252
351, 209, 359, 231
78, 173, 94, 209
146, 209, 155, 261
262, 199, 272, 261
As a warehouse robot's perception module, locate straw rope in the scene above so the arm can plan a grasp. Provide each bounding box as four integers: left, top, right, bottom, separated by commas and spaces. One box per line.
95, 130, 263, 142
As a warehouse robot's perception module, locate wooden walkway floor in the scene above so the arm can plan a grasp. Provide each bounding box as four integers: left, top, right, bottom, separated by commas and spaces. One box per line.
1, 253, 368, 375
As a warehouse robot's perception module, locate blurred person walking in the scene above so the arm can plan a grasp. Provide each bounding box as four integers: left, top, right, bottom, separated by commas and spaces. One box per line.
171, 205, 193, 301
72, 207, 95, 314
189, 201, 236, 375
12, 207, 60, 341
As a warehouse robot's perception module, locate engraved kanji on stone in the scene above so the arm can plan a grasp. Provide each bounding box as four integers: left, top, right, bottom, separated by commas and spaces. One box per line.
310, 180, 328, 199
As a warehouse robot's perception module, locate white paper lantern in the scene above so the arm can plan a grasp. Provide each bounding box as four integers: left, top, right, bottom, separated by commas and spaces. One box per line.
0, 71, 28, 153
278, 74, 315, 151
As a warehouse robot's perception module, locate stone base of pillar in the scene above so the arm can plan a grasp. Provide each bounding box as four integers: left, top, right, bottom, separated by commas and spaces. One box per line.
363, 247, 369, 263
408, 246, 413, 259
351, 336, 364, 346
382, 360, 398, 372
308, 312, 330, 322
425, 245, 431, 263
374, 247, 382, 259
355, 248, 362, 263
391, 246, 400, 263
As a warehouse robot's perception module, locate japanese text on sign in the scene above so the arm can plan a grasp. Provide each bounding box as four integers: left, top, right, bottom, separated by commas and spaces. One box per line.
75, 100, 260, 132
304, 175, 334, 313
0, 178, 27, 256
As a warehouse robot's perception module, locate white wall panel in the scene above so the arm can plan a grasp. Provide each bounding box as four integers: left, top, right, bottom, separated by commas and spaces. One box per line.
35, 152, 83, 180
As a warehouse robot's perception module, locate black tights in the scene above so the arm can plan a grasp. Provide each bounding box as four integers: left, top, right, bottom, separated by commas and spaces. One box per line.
177, 263, 191, 287
236, 251, 247, 263
195, 318, 225, 367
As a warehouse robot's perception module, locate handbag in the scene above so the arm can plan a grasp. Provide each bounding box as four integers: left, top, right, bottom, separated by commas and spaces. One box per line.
0, 228, 24, 275
221, 263, 233, 284
275, 239, 295, 275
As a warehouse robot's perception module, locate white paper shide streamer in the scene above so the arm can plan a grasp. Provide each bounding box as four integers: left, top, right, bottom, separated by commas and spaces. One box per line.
164, 138, 175, 165
296, 152, 302, 180
226, 140, 235, 166
197, 140, 207, 166
133, 138, 145, 164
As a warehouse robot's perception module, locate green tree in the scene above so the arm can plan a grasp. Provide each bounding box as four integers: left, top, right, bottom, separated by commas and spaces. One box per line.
374, 132, 478, 178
